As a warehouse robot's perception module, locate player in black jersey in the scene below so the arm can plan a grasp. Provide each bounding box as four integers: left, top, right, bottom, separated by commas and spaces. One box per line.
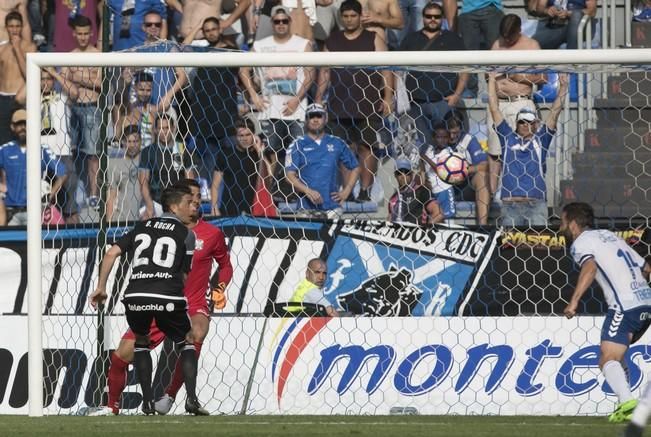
89, 185, 208, 416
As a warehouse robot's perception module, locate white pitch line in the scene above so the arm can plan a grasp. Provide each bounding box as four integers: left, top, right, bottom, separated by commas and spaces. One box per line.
91, 420, 615, 427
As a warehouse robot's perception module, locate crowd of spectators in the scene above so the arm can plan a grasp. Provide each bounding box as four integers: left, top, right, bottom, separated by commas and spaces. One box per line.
0, 0, 612, 227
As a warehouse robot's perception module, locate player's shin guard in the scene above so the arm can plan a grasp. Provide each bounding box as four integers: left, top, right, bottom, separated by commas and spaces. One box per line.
166, 342, 202, 399
133, 344, 154, 413
179, 342, 198, 400
107, 352, 129, 414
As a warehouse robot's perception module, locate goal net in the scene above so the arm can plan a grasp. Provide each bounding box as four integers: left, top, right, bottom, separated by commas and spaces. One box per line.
8, 46, 651, 417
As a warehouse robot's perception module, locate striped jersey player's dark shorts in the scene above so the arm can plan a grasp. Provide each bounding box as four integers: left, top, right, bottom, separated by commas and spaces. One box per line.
124, 296, 191, 344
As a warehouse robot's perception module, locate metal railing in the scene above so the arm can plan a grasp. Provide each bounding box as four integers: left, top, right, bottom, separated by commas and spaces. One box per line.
577, 14, 594, 154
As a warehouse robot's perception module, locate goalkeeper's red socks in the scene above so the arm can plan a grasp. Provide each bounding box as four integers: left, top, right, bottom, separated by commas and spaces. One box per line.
166, 342, 202, 399
106, 352, 129, 415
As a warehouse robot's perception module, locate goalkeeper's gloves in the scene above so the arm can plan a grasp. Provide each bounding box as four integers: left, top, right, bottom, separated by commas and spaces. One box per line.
211, 282, 227, 310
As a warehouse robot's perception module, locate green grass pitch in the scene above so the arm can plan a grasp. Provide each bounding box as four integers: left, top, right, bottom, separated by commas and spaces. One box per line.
0, 415, 647, 436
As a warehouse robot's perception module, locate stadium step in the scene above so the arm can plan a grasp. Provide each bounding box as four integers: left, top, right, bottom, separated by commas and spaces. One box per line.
593, 98, 651, 129
584, 128, 651, 152
572, 152, 651, 179
560, 178, 651, 205
607, 73, 651, 99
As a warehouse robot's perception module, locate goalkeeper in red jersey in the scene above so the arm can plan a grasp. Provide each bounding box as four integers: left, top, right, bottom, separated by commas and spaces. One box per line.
88, 179, 232, 416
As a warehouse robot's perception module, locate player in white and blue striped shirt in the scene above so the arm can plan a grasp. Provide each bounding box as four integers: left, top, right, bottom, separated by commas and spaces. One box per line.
561, 202, 651, 425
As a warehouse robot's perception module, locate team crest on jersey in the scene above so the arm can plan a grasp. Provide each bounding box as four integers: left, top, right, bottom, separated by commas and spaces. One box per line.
195, 239, 204, 250
327, 144, 334, 152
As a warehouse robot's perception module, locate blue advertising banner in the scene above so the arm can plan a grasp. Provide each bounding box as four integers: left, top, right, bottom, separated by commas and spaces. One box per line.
323, 221, 498, 316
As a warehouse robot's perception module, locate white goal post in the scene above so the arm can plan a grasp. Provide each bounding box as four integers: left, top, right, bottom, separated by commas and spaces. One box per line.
24, 48, 651, 417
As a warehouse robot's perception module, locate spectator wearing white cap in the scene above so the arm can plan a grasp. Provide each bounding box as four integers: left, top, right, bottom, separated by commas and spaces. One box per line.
388, 158, 441, 224
285, 103, 360, 219
487, 72, 568, 227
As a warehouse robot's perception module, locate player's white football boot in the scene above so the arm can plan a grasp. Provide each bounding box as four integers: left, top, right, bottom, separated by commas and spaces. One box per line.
154, 394, 175, 415
85, 406, 117, 416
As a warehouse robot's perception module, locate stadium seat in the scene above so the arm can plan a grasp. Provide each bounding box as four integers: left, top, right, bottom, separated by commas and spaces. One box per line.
277, 201, 379, 214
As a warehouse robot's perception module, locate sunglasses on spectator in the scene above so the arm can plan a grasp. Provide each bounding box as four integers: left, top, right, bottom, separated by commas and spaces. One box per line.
273, 19, 290, 25
423, 13, 442, 19
307, 112, 324, 119
394, 170, 411, 176
144, 22, 162, 28
517, 119, 535, 125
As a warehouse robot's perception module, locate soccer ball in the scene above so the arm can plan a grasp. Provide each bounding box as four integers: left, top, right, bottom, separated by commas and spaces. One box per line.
435, 152, 469, 185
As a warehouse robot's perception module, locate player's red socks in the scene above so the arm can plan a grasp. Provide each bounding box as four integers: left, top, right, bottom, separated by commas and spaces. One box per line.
107, 352, 129, 414
166, 342, 202, 399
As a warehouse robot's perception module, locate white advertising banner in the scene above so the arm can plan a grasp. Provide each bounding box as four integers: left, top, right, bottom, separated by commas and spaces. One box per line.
249, 316, 651, 416
2, 315, 650, 415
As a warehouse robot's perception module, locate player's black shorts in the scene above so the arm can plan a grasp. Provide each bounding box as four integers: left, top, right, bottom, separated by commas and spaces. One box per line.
123, 296, 190, 343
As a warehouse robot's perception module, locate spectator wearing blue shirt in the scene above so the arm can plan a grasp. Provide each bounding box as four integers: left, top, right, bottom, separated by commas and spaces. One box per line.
443, 110, 490, 225
0, 109, 67, 226
531, 0, 597, 50
106, 0, 168, 51
285, 103, 360, 219
487, 73, 568, 227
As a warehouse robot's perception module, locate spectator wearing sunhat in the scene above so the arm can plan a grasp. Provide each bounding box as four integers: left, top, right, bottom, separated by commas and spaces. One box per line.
488, 72, 569, 227
285, 103, 360, 219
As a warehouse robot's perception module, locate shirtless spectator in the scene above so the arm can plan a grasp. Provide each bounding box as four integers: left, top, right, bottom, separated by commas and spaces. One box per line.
486, 13, 546, 195
316, 0, 394, 202
63, 14, 102, 209
357, 0, 403, 45
180, 0, 251, 43
0, 0, 30, 42
0, 11, 34, 145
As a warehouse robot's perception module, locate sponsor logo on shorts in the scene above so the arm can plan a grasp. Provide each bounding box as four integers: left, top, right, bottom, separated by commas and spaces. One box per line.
165, 303, 174, 312
127, 303, 164, 312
